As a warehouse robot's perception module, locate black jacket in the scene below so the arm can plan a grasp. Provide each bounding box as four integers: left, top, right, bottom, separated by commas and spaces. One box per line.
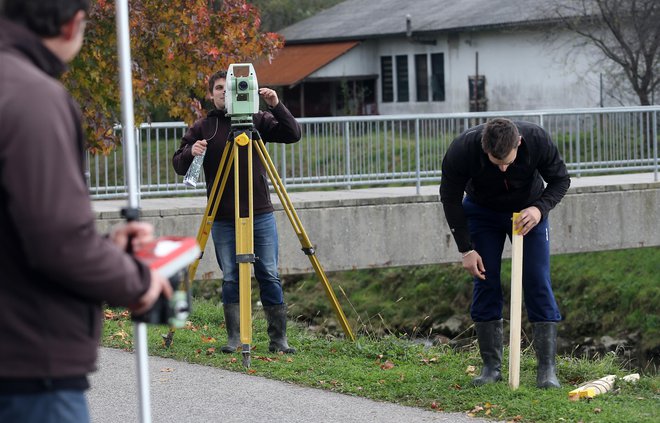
172, 104, 301, 219
439, 121, 570, 252
0, 18, 150, 380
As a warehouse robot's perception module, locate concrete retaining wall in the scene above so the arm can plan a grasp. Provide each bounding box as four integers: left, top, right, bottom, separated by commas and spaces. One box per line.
95, 182, 660, 279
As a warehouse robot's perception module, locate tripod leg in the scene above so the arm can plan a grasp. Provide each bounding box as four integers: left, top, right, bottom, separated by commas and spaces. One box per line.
164, 142, 234, 347
238, 214, 253, 368
187, 142, 234, 281
254, 139, 355, 341
234, 132, 254, 367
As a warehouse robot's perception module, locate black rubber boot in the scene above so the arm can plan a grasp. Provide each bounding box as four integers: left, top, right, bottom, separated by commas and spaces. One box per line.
533, 322, 561, 389
472, 319, 503, 386
220, 303, 240, 353
263, 304, 296, 354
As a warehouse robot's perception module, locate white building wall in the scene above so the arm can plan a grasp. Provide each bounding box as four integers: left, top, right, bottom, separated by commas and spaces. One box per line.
308, 42, 379, 77
308, 28, 607, 114
450, 29, 601, 111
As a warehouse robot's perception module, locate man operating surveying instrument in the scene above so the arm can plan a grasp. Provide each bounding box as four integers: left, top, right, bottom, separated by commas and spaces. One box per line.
173, 63, 354, 367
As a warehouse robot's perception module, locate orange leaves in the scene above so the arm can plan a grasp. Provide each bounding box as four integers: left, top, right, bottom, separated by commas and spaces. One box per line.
104, 309, 130, 320
380, 360, 395, 370
429, 401, 443, 410
207, 47, 220, 59
65, 0, 282, 152
468, 402, 503, 419
374, 353, 395, 371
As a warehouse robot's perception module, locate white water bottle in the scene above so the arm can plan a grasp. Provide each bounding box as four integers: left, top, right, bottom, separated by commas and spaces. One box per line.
183, 152, 205, 187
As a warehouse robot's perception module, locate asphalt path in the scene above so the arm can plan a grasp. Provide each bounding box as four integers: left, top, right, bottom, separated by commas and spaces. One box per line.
88, 347, 494, 423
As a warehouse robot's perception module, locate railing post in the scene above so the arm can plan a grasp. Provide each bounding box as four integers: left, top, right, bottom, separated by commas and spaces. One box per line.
280, 143, 287, 187
135, 126, 142, 197
415, 119, 420, 194
345, 121, 351, 189
576, 115, 581, 177
653, 110, 658, 181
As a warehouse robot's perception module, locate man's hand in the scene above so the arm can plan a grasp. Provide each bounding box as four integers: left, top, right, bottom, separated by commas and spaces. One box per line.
513, 206, 541, 236
259, 87, 279, 108
109, 221, 155, 252
191, 139, 207, 157
462, 250, 486, 280
129, 271, 173, 315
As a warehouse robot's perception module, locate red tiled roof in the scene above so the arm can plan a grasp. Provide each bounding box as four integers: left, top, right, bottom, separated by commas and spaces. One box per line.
254, 41, 359, 87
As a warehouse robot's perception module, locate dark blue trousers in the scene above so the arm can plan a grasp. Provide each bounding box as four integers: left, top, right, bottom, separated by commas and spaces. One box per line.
211, 212, 284, 306
463, 197, 561, 323
0, 391, 89, 423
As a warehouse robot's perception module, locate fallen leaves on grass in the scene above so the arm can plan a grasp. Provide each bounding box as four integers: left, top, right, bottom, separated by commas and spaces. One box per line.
430, 401, 444, 410
468, 402, 499, 417
112, 329, 129, 340
380, 360, 395, 370
104, 309, 130, 320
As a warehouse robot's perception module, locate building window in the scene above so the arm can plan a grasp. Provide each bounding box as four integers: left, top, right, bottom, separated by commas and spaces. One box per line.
396, 55, 409, 102
380, 56, 393, 103
431, 53, 445, 102
415, 54, 429, 102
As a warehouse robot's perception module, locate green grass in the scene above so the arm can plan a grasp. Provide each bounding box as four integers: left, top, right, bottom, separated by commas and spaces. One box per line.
102, 300, 659, 423
268, 247, 660, 367
101, 247, 660, 421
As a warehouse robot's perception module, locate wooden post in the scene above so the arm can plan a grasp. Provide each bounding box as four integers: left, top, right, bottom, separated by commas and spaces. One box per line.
509, 212, 523, 389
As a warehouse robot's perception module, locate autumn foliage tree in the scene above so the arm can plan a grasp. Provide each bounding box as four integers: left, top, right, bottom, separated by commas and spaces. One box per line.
63, 0, 283, 153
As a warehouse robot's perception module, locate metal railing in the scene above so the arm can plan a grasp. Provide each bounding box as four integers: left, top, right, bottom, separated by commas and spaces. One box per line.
88, 106, 660, 199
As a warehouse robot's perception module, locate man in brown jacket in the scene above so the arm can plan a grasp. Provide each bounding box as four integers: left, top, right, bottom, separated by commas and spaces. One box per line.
0, 1, 171, 421
173, 70, 301, 354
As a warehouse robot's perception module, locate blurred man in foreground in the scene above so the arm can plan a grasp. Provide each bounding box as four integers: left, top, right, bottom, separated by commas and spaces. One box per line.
0, 1, 171, 421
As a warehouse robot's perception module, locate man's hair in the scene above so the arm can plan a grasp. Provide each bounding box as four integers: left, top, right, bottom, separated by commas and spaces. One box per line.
208, 70, 227, 93
2, 0, 90, 37
481, 118, 520, 159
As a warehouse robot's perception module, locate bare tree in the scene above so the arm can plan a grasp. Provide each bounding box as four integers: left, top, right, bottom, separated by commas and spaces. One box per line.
550, 0, 659, 105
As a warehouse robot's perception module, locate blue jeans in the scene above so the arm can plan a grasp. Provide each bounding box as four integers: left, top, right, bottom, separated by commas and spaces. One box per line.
211, 212, 284, 306
0, 391, 89, 423
463, 196, 561, 323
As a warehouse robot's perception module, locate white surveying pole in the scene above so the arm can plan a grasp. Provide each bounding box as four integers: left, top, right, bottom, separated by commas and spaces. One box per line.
115, 1, 152, 422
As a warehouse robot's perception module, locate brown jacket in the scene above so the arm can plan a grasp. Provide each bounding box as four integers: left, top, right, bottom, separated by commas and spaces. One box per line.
0, 18, 150, 380
172, 105, 301, 219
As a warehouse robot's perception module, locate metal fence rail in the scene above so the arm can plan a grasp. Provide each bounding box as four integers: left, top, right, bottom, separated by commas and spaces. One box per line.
88, 106, 660, 199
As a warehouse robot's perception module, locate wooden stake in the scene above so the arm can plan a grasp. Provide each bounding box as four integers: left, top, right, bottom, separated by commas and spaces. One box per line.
509, 212, 523, 390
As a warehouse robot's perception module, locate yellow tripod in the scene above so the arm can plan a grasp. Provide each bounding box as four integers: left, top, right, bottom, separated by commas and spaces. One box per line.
180, 126, 354, 367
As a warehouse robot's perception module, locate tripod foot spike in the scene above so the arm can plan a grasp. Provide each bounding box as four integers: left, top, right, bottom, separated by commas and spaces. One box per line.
242, 345, 251, 368
162, 330, 175, 348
